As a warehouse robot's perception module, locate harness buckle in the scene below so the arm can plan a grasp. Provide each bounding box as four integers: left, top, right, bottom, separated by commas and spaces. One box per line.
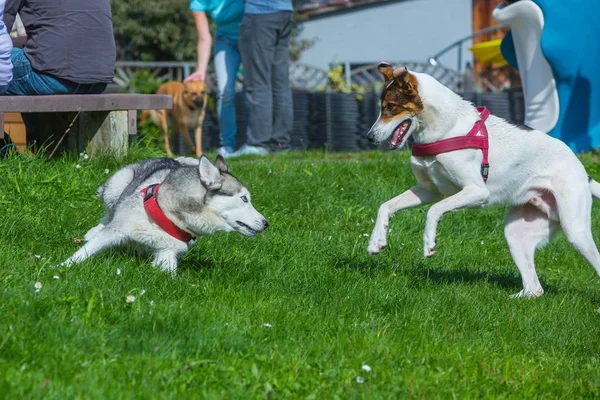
481, 163, 490, 181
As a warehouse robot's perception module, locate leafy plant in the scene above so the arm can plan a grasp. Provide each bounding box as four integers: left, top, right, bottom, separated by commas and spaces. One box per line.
119, 70, 164, 94
111, 0, 313, 62
326, 64, 366, 100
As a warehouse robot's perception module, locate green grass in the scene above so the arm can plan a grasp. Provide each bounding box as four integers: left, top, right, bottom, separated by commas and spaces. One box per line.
2, 147, 600, 399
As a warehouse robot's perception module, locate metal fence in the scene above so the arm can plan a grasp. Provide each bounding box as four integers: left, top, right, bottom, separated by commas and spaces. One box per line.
117, 60, 521, 154
113, 61, 330, 93
113, 60, 465, 93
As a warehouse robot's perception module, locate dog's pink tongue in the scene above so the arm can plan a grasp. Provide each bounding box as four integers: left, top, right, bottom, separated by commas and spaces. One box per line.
390, 122, 407, 149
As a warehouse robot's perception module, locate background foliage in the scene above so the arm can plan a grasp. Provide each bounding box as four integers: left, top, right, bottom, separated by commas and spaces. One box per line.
111, 0, 314, 62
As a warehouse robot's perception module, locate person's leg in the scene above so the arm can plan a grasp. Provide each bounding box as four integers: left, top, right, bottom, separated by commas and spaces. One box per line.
5, 49, 107, 148
238, 13, 277, 149
214, 36, 241, 154
6, 48, 105, 96
270, 11, 294, 152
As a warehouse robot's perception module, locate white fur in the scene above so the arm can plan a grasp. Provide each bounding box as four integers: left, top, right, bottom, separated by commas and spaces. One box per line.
367, 71, 600, 298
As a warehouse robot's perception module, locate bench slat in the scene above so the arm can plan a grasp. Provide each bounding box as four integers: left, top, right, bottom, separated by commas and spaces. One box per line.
0, 94, 172, 113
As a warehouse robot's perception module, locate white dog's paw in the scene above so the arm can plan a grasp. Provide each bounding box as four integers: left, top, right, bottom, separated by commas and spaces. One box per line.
367, 234, 387, 255
510, 288, 544, 299
423, 247, 436, 257
423, 232, 436, 257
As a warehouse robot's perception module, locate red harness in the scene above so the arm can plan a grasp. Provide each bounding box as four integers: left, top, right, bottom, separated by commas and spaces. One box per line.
412, 106, 490, 181
141, 184, 194, 243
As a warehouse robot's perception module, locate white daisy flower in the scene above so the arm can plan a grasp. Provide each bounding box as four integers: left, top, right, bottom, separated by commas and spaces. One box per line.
361, 364, 372, 372
139, 290, 146, 296
83, 154, 89, 160
116, 268, 121, 276
75, 164, 81, 169
34, 254, 41, 259
126, 295, 136, 303
149, 300, 155, 307
263, 323, 272, 328
34, 282, 42, 290
356, 376, 364, 384
53, 275, 59, 280
104, 169, 110, 174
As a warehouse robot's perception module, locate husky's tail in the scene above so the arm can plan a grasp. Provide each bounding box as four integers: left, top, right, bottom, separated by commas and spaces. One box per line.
590, 177, 600, 200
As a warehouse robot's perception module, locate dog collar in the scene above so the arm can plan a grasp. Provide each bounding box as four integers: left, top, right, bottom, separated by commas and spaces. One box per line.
141, 184, 194, 242
412, 106, 490, 181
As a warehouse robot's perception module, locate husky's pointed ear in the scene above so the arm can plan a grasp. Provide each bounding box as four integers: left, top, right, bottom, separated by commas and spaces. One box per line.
198, 156, 222, 190
393, 66, 411, 85
377, 61, 394, 81
214, 154, 229, 173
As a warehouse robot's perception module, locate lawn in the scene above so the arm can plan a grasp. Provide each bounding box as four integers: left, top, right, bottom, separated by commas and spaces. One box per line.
1, 147, 600, 399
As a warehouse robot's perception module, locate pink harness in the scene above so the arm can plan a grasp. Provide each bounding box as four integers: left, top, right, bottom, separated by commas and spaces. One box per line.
411, 106, 490, 182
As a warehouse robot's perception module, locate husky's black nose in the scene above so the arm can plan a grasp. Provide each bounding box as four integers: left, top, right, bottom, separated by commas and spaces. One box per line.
367, 131, 375, 142
263, 220, 269, 229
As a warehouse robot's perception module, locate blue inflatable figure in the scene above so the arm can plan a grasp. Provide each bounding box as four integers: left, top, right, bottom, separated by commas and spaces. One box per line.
494, 0, 600, 153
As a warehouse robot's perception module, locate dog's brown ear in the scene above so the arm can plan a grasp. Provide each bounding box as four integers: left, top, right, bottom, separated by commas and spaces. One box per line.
215, 154, 229, 173
377, 61, 394, 81
393, 66, 411, 85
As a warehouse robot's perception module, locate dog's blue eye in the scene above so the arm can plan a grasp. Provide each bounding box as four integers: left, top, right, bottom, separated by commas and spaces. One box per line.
241, 196, 248, 203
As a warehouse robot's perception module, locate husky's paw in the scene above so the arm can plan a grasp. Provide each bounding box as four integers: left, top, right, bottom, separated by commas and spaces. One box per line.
510, 288, 543, 299
157, 262, 178, 276
59, 259, 74, 268
367, 235, 387, 255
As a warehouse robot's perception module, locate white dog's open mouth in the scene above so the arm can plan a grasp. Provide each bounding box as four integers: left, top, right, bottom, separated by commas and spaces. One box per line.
236, 220, 259, 236
390, 119, 412, 150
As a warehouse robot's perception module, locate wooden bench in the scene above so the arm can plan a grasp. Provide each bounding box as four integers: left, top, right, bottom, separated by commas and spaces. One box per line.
0, 94, 172, 157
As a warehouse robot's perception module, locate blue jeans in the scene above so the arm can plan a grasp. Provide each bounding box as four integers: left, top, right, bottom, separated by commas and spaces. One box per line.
239, 12, 293, 151
5, 48, 107, 95
214, 36, 242, 151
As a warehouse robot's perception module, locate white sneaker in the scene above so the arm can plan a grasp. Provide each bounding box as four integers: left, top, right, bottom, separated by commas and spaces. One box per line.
230, 144, 270, 157
216, 146, 234, 158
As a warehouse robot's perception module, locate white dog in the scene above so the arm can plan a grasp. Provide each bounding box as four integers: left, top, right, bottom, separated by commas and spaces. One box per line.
366, 62, 600, 298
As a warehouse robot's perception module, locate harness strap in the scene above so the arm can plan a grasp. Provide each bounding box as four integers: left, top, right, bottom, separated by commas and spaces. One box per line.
412, 107, 490, 181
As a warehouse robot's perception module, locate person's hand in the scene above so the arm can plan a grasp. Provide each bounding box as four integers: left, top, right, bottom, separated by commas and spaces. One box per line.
184, 70, 206, 82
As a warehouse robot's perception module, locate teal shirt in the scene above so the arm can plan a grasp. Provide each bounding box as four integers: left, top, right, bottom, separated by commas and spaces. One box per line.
189, 0, 244, 41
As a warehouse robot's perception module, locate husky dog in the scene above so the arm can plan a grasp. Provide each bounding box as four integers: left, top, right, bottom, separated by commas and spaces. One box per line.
62, 155, 268, 273
366, 62, 600, 299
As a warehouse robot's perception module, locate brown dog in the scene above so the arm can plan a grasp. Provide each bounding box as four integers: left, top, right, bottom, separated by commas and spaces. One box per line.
141, 81, 208, 157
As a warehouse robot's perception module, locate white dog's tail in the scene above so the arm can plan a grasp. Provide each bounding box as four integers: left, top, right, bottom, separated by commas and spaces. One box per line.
590, 178, 600, 200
